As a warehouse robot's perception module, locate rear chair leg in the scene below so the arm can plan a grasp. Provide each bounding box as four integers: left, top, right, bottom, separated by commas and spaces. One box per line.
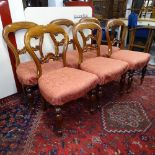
89, 89, 97, 113
25, 86, 34, 108
55, 106, 63, 136
120, 73, 126, 94
97, 85, 103, 109
141, 65, 147, 84
127, 70, 134, 92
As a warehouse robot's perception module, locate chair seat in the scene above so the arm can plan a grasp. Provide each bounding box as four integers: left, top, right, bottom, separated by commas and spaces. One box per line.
111, 50, 150, 70
100, 45, 120, 56
38, 67, 98, 105
66, 50, 97, 68
16, 60, 63, 85
80, 57, 128, 85
66, 46, 120, 68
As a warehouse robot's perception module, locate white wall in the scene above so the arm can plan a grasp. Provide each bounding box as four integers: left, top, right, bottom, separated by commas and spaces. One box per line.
48, 0, 63, 7
0, 16, 17, 99
8, 0, 31, 62
24, 7, 92, 24
8, 0, 25, 22
125, 0, 133, 18
0, 0, 25, 99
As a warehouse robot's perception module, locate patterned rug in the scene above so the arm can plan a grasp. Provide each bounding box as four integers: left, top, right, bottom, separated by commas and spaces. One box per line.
101, 101, 151, 133
0, 94, 41, 154
0, 76, 155, 154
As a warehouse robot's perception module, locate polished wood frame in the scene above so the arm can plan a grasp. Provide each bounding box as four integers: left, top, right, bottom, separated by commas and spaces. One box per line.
79, 17, 101, 26
2, 21, 39, 106
24, 23, 69, 78
3, 22, 38, 67
50, 19, 76, 50
106, 19, 150, 89
24, 23, 69, 135
78, 17, 128, 93
106, 19, 127, 56
73, 22, 102, 65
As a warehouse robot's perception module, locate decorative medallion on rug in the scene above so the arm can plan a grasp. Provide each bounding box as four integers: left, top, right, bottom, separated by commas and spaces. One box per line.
101, 101, 151, 133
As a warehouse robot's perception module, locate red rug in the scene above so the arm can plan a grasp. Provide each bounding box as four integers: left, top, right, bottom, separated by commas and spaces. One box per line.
21, 77, 155, 155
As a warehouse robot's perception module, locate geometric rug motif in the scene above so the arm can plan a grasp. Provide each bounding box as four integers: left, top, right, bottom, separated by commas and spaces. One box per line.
101, 101, 152, 133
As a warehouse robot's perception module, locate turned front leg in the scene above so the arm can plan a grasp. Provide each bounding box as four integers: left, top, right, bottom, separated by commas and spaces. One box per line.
141, 65, 147, 84
127, 70, 134, 92
54, 106, 63, 135
25, 86, 34, 108
120, 73, 126, 94
97, 85, 103, 109
89, 89, 97, 113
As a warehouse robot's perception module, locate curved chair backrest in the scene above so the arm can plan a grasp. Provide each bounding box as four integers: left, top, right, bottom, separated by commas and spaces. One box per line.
24, 24, 69, 77
2, 22, 38, 67
79, 17, 101, 26
50, 19, 76, 49
73, 22, 102, 65
79, 17, 101, 47
106, 19, 127, 56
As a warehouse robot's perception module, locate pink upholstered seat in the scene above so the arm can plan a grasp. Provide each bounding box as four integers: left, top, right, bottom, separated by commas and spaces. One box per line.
66, 50, 97, 68
38, 67, 98, 105
111, 50, 150, 70
80, 57, 128, 85
100, 45, 120, 56
16, 60, 63, 85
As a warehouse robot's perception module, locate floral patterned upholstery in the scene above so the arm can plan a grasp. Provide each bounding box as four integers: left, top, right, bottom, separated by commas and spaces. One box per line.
16, 60, 63, 85
80, 57, 128, 85
111, 50, 150, 70
38, 67, 98, 105
66, 50, 97, 68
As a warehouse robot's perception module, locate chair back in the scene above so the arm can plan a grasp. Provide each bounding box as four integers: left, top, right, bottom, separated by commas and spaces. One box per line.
128, 26, 155, 53
24, 24, 69, 77
2, 22, 38, 67
106, 19, 127, 56
79, 17, 101, 44
73, 22, 102, 65
50, 19, 76, 49
79, 17, 101, 26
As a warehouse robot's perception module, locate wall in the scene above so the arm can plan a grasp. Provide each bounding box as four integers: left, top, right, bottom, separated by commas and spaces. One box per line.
125, 0, 133, 18
0, 16, 17, 99
48, 0, 63, 7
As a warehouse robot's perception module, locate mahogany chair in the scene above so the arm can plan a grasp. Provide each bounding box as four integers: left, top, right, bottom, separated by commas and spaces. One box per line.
49, 18, 97, 69
79, 17, 120, 55
2, 22, 66, 107
105, 19, 150, 90
80, 18, 150, 90
73, 22, 129, 107
128, 26, 155, 55
50, 19, 76, 50
24, 23, 99, 135
2, 22, 38, 106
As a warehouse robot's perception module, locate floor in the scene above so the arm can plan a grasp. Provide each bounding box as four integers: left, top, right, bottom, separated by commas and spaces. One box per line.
0, 66, 155, 155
